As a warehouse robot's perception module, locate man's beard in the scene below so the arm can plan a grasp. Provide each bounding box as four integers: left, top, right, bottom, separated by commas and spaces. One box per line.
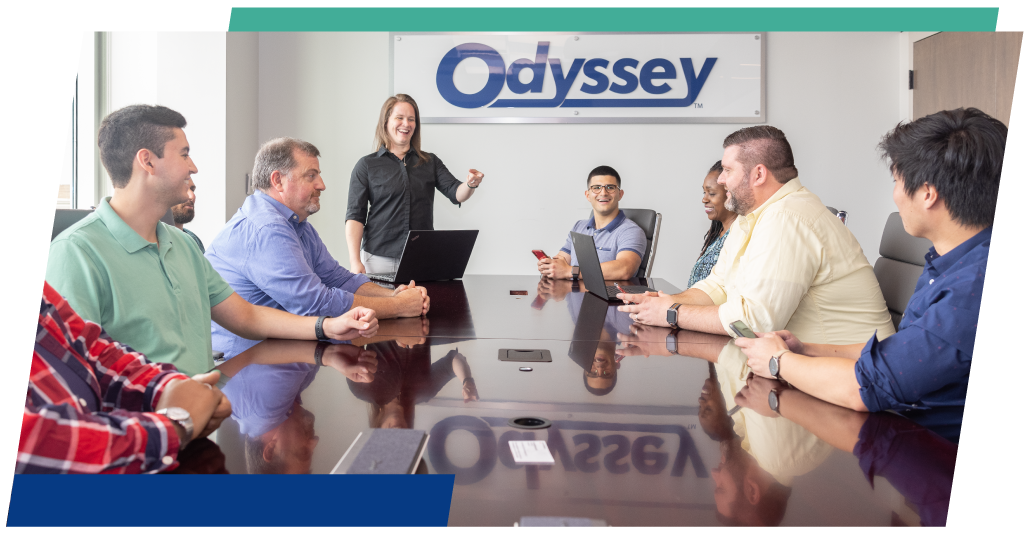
725, 177, 755, 216
305, 202, 320, 217
172, 204, 195, 225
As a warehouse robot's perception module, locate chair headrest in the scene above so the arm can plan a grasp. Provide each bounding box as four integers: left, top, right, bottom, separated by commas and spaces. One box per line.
621, 209, 657, 240
878, 212, 933, 265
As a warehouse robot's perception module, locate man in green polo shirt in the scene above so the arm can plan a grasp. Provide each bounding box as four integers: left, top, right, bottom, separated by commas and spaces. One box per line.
46, 105, 379, 376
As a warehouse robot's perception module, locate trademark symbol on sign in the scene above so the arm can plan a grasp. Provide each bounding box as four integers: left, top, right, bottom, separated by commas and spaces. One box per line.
694, 103, 703, 108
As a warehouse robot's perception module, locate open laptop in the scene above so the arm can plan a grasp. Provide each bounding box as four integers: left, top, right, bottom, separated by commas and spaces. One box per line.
367, 230, 479, 283
570, 231, 655, 302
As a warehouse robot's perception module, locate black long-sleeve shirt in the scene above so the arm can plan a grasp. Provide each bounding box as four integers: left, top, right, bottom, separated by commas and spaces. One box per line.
346, 147, 462, 258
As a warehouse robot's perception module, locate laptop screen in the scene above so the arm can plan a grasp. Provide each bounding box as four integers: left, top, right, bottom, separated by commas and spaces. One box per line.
570, 231, 609, 299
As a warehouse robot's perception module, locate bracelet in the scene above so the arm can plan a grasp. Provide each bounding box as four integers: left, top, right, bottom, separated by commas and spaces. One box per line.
466, 181, 479, 189
463, 377, 475, 385
313, 342, 329, 366
315, 315, 330, 341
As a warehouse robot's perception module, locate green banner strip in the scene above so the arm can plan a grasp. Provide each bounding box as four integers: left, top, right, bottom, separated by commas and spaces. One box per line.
228, 7, 998, 32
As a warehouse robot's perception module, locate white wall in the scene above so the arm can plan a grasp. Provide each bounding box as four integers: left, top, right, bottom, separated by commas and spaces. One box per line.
107, 32, 227, 246
238, 32, 905, 291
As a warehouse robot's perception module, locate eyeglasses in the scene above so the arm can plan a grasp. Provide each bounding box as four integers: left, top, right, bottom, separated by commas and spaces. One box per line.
588, 184, 620, 194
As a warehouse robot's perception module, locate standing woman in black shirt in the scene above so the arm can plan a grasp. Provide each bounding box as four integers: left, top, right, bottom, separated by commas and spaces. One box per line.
345, 94, 486, 274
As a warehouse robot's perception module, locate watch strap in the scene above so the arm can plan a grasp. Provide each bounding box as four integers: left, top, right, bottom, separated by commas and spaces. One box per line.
157, 407, 194, 451
314, 342, 329, 366
570, 266, 580, 281
769, 348, 790, 380
667, 303, 682, 328
315, 315, 330, 341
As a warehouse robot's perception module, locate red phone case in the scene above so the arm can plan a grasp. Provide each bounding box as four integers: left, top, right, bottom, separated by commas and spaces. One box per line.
532, 250, 548, 260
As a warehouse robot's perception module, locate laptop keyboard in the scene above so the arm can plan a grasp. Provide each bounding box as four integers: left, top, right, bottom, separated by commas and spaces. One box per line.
368, 272, 397, 282
605, 285, 651, 298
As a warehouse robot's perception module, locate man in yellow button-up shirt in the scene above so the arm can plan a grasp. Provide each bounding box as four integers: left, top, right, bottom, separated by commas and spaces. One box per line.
620, 126, 895, 345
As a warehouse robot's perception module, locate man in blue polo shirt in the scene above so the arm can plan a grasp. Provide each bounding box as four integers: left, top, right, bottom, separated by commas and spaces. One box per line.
538, 165, 646, 280
735, 107, 1004, 443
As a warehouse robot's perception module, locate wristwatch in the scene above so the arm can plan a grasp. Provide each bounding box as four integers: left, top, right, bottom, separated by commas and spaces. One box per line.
666, 303, 682, 328
157, 407, 194, 450
768, 388, 783, 414
768, 348, 790, 380
666, 332, 678, 355
313, 342, 329, 366
570, 266, 580, 281
315, 315, 331, 341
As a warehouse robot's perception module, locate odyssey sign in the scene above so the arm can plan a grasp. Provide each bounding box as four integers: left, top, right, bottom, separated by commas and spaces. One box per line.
435, 41, 717, 109
392, 33, 765, 123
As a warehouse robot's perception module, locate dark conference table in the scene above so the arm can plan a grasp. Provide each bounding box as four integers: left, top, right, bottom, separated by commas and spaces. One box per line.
197, 275, 956, 527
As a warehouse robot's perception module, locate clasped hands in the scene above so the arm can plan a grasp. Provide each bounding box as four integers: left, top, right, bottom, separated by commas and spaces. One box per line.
616, 290, 675, 326
394, 279, 431, 316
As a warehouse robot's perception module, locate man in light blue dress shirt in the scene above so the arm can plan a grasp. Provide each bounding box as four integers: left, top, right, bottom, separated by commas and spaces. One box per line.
538, 165, 647, 281
207, 137, 430, 358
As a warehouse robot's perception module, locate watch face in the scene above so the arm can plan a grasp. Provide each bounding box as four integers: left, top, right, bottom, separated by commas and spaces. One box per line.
769, 356, 780, 378
666, 308, 677, 326
768, 390, 780, 412
165, 407, 190, 420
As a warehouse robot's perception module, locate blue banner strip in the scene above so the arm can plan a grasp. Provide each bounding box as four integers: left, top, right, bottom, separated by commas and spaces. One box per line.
7, 474, 455, 526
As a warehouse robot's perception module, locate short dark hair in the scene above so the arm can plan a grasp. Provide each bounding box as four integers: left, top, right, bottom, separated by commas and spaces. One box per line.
878, 107, 1006, 228
708, 160, 724, 175
722, 126, 798, 183
97, 105, 187, 188
252, 137, 321, 191
587, 165, 622, 187
583, 371, 617, 396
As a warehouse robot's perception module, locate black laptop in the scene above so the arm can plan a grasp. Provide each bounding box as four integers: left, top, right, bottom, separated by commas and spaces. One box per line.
367, 230, 479, 283
570, 231, 655, 302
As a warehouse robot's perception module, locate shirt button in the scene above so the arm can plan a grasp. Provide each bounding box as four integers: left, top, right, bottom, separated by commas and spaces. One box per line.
929, 279, 934, 285
78, 398, 87, 407
162, 455, 174, 465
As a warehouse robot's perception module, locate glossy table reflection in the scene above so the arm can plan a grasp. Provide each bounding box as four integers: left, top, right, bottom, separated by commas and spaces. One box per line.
208, 275, 955, 527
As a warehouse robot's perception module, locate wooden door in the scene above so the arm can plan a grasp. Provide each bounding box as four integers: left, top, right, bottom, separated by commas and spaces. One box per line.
913, 32, 1022, 126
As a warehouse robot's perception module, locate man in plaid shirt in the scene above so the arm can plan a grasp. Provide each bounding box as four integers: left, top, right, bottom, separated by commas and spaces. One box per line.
19, 282, 231, 473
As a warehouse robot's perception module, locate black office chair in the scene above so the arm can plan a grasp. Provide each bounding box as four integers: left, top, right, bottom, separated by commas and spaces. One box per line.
51, 209, 94, 241
621, 208, 662, 278
826, 206, 849, 226
873, 212, 933, 330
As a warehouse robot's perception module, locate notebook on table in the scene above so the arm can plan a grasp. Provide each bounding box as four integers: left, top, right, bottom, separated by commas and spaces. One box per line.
331, 428, 429, 475
570, 231, 655, 302
367, 230, 479, 283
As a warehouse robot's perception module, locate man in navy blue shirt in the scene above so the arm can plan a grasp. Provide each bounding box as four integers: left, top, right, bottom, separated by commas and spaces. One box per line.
736, 107, 1004, 442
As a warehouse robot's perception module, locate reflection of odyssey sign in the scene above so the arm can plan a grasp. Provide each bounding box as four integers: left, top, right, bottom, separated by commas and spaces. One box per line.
427, 415, 708, 486
435, 42, 717, 109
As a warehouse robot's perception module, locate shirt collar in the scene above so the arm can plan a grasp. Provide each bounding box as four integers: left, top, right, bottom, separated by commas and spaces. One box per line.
925, 225, 992, 274
252, 190, 306, 229
586, 209, 626, 232
376, 146, 409, 161
96, 197, 173, 254
376, 146, 389, 157
739, 177, 803, 229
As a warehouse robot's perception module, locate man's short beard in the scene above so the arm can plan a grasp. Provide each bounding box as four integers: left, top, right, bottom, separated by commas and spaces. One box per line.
172, 205, 195, 225
725, 176, 755, 216
305, 202, 320, 217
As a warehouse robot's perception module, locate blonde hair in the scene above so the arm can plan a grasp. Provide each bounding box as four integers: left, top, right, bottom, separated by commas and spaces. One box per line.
374, 94, 430, 166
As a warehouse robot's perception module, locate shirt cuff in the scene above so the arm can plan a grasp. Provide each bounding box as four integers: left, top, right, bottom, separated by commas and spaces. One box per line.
855, 334, 890, 413
616, 246, 644, 258
142, 412, 182, 472
715, 297, 745, 337
692, 278, 726, 304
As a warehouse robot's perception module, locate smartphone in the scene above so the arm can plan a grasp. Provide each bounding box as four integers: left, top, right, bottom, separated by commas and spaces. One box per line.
729, 320, 757, 339
532, 250, 548, 260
